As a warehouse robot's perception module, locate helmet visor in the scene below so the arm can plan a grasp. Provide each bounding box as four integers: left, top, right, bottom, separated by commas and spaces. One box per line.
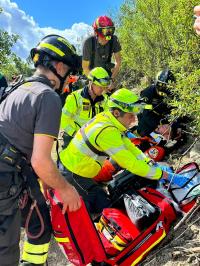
110, 98, 152, 113
93, 76, 111, 87
98, 27, 115, 36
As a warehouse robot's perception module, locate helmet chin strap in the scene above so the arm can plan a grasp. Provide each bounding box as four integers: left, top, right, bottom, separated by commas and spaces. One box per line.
49, 65, 71, 91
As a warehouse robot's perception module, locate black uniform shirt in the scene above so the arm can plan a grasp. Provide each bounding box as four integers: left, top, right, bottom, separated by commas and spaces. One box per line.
140, 85, 171, 115
0, 80, 62, 170
82, 35, 121, 70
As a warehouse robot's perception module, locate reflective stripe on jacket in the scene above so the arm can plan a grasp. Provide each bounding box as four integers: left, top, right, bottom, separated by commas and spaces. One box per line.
60, 87, 107, 137
60, 111, 162, 179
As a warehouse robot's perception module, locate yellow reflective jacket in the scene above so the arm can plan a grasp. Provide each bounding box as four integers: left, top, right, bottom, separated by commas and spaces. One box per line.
60, 86, 108, 137
60, 111, 163, 180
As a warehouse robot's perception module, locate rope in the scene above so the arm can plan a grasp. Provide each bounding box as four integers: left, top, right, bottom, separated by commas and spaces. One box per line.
25, 199, 45, 239
167, 136, 200, 190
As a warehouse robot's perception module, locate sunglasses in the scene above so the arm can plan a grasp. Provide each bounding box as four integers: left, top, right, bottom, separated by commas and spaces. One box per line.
93, 76, 111, 86
98, 27, 115, 36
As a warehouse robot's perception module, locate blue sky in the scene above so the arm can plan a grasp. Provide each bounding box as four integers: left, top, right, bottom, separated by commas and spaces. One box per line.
13, 0, 123, 29
0, 0, 124, 59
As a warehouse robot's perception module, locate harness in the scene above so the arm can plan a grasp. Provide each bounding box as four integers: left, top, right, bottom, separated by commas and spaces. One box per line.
90, 36, 114, 72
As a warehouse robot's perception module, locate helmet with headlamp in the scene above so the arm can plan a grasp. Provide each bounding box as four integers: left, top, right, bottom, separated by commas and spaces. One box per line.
155, 69, 176, 96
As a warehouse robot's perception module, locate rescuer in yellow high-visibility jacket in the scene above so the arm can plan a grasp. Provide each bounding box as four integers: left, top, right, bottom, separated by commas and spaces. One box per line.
60, 88, 170, 213
60, 67, 110, 148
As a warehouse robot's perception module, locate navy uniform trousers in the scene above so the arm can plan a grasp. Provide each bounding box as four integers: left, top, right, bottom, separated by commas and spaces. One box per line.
0, 169, 51, 266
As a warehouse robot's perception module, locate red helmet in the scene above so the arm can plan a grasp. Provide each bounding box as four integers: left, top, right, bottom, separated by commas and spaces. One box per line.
93, 16, 115, 40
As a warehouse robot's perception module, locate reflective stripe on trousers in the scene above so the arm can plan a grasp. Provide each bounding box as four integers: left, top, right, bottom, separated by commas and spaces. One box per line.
22, 242, 50, 264
21, 171, 52, 264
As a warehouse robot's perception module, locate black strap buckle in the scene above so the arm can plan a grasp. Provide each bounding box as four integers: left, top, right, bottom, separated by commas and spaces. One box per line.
0, 143, 26, 169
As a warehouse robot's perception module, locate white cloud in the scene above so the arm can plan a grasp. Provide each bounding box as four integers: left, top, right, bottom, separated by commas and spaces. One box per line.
0, 0, 93, 59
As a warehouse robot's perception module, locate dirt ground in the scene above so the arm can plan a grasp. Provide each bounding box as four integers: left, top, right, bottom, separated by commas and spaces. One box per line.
20, 138, 200, 266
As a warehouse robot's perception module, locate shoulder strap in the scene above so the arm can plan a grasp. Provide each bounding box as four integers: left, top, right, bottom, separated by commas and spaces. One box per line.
107, 37, 114, 63
80, 127, 107, 156
90, 36, 96, 69
94, 125, 117, 146
80, 122, 118, 157
0, 75, 52, 104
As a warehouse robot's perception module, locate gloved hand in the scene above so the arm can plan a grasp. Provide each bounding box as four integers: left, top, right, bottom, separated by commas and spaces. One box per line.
162, 172, 190, 187
155, 163, 173, 173
126, 131, 137, 139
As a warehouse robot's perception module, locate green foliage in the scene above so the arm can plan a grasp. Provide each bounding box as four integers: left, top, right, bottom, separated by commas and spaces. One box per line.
0, 30, 18, 66
0, 7, 32, 81
117, 0, 200, 133
2, 54, 33, 81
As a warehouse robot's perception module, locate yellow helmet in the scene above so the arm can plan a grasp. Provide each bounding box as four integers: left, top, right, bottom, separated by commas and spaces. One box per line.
108, 88, 152, 113
88, 67, 111, 87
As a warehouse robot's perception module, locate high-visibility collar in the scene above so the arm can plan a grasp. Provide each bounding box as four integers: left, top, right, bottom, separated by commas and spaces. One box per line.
103, 111, 127, 132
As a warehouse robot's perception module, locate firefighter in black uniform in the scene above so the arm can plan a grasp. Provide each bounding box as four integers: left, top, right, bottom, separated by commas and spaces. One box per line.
137, 69, 176, 137
0, 35, 81, 266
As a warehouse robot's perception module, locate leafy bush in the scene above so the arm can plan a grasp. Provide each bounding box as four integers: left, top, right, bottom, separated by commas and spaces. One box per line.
117, 0, 200, 133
